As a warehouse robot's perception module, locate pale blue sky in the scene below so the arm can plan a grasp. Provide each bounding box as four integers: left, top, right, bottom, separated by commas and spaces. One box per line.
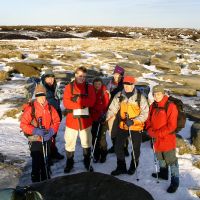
0, 0, 199, 28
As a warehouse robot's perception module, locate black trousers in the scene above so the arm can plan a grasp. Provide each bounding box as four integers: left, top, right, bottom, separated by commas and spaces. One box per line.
30, 141, 51, 182
115, 129, 142, 161
91, 121, 107, 159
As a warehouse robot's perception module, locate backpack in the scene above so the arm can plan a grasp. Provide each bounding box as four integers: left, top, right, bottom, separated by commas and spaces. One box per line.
119, 84, 150, 107
135, 85, 150, 107
152, 96, 186, 133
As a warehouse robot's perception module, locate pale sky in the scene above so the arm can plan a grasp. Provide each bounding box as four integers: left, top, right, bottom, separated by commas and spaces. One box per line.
0, 0, 199, 28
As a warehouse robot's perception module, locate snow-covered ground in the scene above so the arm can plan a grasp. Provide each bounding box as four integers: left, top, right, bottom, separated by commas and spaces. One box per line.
0, 44, 200, 199
0, 78, 199, 200
0, 115, 199, 200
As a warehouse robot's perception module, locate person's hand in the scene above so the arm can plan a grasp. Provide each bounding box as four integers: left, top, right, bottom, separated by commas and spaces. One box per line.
99, 113, 106, 123
71, 95, 79, 102
125, 119, 134, 127
32, 128, 46, 137
43, 128, 55, 142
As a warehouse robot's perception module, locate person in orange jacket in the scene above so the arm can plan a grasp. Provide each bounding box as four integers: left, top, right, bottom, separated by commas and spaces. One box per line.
63, 66, 96, 173
145, 85, 179, 193
90, 77, 110, 163
20, 85, 60, 182
106, 76, 149, 176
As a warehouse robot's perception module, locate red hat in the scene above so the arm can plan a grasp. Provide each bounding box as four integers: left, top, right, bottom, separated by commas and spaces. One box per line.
123, 76, 136, 85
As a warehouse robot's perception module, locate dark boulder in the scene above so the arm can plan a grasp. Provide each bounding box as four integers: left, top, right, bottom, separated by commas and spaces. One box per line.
30, 172, 154, 200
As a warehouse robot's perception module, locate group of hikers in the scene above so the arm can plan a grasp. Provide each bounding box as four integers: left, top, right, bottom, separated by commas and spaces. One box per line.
20, 65, 180, 193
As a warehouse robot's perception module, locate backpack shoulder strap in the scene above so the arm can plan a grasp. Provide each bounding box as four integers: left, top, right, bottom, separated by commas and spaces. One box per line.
48, 104, 53, 126
85, 81, 88, 96
70, 80, 89, 96
70, 80, 74, 95
29, 101, 38, 127
136, 89, 141, 108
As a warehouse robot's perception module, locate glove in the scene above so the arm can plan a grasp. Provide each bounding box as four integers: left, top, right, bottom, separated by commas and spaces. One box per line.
71, 95, 79, 102
125, 119, 134, 127
99, 113, 106, 123
32, 128, 46, 137
43, 128, 55, 142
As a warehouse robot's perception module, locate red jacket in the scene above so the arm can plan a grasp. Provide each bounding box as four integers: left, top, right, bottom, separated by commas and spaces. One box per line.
63, 81, 96, 130
91, 85, 110, 121
20, 100, 60, 141
145, 95, 178, 152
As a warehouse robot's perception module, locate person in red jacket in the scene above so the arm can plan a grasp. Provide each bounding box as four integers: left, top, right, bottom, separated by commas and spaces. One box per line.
63, 66, 96, 173
20, 85, 60, 182
145, 85, 179, 193
90, 77, 110, 163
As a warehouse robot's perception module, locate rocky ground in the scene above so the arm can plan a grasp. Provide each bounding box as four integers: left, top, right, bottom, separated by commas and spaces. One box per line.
0, 26, 200, 199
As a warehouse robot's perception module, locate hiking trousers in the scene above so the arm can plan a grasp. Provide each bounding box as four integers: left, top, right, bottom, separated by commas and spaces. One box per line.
64, 126, 92, 152
115, 129, 142, 161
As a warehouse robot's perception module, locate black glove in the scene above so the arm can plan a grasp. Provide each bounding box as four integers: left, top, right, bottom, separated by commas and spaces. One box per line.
125, 119, 134, 127
99, 113, 106, 123
71, 95, 79, 102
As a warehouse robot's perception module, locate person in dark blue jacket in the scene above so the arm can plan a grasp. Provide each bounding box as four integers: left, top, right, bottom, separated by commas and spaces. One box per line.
41, 70, 64, 161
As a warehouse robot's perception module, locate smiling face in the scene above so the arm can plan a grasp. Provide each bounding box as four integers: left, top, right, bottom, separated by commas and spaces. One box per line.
123, 84, 134, 93
45, 76, 54, 86
153, 92, 164, 102
113, 73, 122, 84
93, 81, 102, 91
75, 70, 86, 84
36, 95, 46, 105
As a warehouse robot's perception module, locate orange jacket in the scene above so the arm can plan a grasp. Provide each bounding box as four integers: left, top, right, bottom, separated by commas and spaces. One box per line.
63, 81, 96, 130
20, 100, 60, 141
145, 95, 178, 152
90, 85, 110, 122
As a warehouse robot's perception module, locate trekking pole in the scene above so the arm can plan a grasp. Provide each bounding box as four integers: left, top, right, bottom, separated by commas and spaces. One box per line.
151, 138, 159, 183
38, 117, 49, 180
88, 123, 101, 172
128, 127, 139, 181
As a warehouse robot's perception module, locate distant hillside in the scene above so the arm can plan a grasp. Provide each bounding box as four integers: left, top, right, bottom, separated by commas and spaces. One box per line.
0, 25, 199, 41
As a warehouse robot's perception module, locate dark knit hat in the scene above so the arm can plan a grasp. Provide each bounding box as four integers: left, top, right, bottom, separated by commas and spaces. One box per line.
113, 65, 124, 76
35, 84, 46, 97
123, 76, 136, 85
43, 70, 55, 78
152, 85, 164, 94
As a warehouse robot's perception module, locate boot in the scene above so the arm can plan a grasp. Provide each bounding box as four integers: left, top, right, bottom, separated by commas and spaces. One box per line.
111, 159, 127, 176
127, 160, 139, 175
64, 152, 74, 173
124, 147, 129, 157
83, 148, 93, 172
152, 167, 168, 180
108, 138, 115, 154
167, 176, 179, 193
167, 161, 179, 193
51, 150, 64, 161
31, 172, 40, 183
51, 137, 64, 161
100, 149, 107, 163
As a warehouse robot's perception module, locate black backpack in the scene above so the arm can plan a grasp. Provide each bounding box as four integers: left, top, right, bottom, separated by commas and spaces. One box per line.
152, 96, 186, 133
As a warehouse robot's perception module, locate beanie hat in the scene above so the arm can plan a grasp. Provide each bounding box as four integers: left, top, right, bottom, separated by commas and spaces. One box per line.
123, 76, 136, 85
113, 65, 124, 76
152, 85, 164, 94
35, 84, 46, 97
43, 70, 55, 78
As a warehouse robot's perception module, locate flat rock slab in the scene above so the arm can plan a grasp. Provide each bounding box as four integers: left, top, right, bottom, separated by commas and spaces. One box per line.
30, 172, 154, 200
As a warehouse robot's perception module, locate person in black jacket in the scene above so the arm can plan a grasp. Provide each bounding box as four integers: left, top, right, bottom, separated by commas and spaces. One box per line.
106, 65, 129, 156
